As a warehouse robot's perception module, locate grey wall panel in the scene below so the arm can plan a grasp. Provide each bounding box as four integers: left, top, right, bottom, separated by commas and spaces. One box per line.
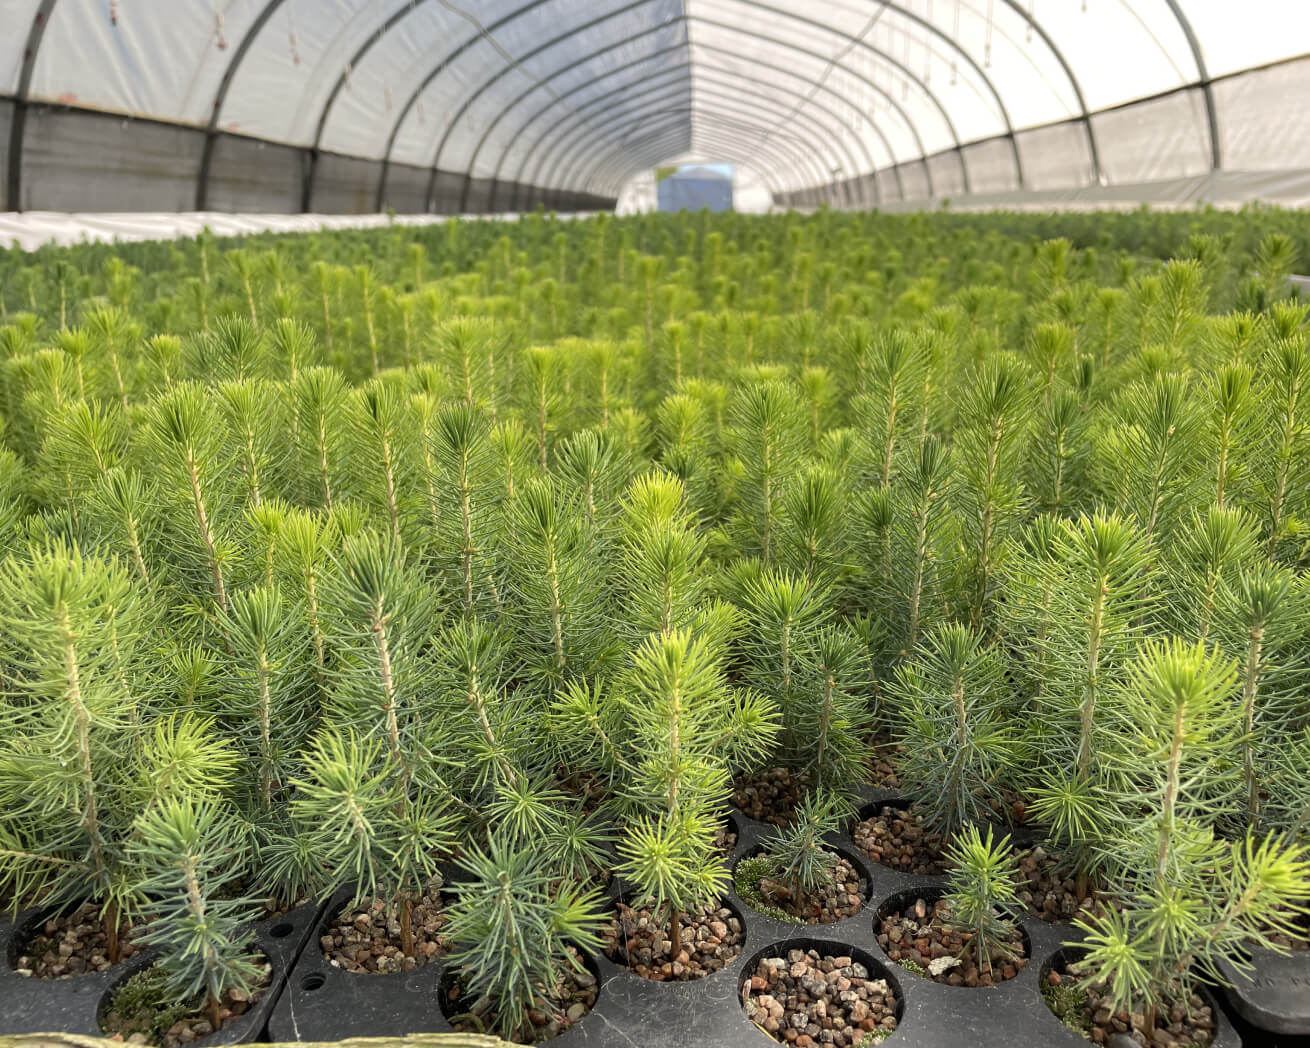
1093, 88, 1209, 184
1016, 122, 1094, 191
431, 170, 464, 214
314, 152, 378, 214
0, 100, 10, 196
961, 137, 1020, 194
1215, 57, 1310, 172
927, 151, 965, 198
20, 107, 200, 212
382, 163, 430, 213
898, 160, 931, 201
207, 134, 299, 213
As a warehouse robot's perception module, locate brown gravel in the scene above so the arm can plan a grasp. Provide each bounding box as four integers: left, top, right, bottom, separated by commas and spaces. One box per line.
14, 902, 140, 978
868, 744, 900, 788
733, 767, 810, 825
716, 820, 739, 857
320, 884, 449, 973
1267, 909, 1309, 952
448, 945, 597, 1044
744, 948, 898, 1047
758, 857, 867, 925
604, 901, 743, 980
101, 961, 272, 1047
1047, 968, 1217, 1046
878, 895, 1027, 988
1016, 844, 1095, 923
851, 806, 944, 875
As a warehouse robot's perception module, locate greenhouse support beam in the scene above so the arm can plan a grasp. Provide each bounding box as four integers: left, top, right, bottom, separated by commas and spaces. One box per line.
998, 0, 1102, 185
6, 0, 59, 213
196, 0, 289, 211
303, 0, 434, 212
501, 30, 927, 210
483, 14, 938, 208
522, 62, 881, 210
1161, 0, 1222, 168
522, 58, 884, 209
554, 82, 860, 202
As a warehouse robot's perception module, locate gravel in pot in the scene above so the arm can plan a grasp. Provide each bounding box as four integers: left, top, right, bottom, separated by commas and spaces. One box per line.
743, 942, 900, 1047
443, 944, 598, 1044
1043, 949, 1218, 1047
13, 901, 141, 978
876, 890, 1029, 987
603, 899, 743, 980
733, 767, 811, 825
851, 803, 945, 874
99, 956, 272, 1047
319, 882, 449, 973
735, 848, 867, 924
1015, 843, 1097, 923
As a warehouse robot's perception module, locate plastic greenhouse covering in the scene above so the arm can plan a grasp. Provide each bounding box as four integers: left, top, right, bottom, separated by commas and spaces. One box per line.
1, 0, 1309, 217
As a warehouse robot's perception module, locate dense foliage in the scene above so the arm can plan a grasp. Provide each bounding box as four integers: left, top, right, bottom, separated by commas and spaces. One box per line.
1, 205, 1308, 1038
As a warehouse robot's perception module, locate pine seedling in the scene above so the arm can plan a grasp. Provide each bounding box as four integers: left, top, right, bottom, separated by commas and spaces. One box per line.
1211, 564, 1310, 832
554, 428, 626, 529
953, 354, 1035, 630
188, 316, 266, 384
778, 465, 850, 590
890, 624, 1022, 837
144, 382, 236, 616
1075, 641, 1310, 1030
215, 379, 284, 508
503, 477, 615, 686
420, 400, 503, 616
943, 825, 1021, 978
437, 318, 503, 412
225, 250, 261, 329
268, 317, 318, 384
445, 832, 605, 1041
1098, 371, 1202, 543
737, 567, 829, 766
286, 732, 455, 957
214, 584, 313, 815
321, 530, 439, 786
889, 435, 953, 654
292, 366, 351, 510
0, 543, 145, 956
83, 305, 136, 412
345, 379, 419, 547
798, 626, 873, 794
36, 398, 128, 516
1029, 376, 1092, 515
272, 508, 332, 698
618, 472, 711, 640
759, 790, 849, 898
523, 345, 562, 469
1202, 362, 1257, 510
1252, 332, 1310, 559
129, 798, 263, 1031
727, 380, 807, 563
1162, 506, 1261, 642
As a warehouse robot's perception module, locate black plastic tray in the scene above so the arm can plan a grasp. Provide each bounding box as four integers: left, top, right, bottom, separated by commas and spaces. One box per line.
0, 899, 321, 1043
271, 788, 1240, 1047
1217, 947, 1310, 1038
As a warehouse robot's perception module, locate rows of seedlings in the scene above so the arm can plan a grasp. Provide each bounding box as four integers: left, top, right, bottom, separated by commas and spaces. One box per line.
0, 208, 1307, 1048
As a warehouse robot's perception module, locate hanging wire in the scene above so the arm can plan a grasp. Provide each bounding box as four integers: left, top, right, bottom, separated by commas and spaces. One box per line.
950, 0, 959, 85
287, 0, 301, 65
984, 0, 993, 67
214, 2, 227, 51
924, 0, 932, 85
109, 0, 120, 27
1027, 0, 1035, 44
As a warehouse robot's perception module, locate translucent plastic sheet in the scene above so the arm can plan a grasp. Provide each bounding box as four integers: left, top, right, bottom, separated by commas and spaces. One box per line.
1, 0, 1309, 211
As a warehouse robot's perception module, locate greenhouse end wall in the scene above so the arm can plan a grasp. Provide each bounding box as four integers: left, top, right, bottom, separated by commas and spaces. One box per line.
3, 103, 614, 216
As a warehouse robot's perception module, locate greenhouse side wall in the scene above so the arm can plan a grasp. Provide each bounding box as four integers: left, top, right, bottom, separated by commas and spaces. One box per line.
776, 57, 1310, 212
2, 103, 614, 216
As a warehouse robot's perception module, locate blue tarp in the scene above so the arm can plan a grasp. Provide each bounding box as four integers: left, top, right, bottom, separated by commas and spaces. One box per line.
657, 166, 734, 212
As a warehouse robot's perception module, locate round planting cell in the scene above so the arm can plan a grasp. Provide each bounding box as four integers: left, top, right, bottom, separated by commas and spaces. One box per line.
603, 893, 746, 980
850, 799, 945, 875
741, 937, 903, 1047
440, 945, 601, 1044
875, 886, 1030, 988
733, 844, 869, 925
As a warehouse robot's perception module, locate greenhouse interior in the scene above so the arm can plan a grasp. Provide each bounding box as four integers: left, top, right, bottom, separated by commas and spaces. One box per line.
2, 2, 1310, 1048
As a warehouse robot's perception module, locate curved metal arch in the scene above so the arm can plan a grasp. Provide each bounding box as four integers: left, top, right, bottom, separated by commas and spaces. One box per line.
578, 97, 840, 199
599, 118, 807, 202
464, 11, 938, 213
385, 0, 961, 210
529, 63, 879, 210
195, 0, 291, 210
498, 32, 926, 212
417, 0, 665, 212
528, 63, 882, 210
551, 77, 865, 204
302, 0, 436, 212
506, 13, 940, 205
600, 113, 846, 204
996, 0, 1102, 184
1159, 0, 1221, 168
6, 0, 59, 212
